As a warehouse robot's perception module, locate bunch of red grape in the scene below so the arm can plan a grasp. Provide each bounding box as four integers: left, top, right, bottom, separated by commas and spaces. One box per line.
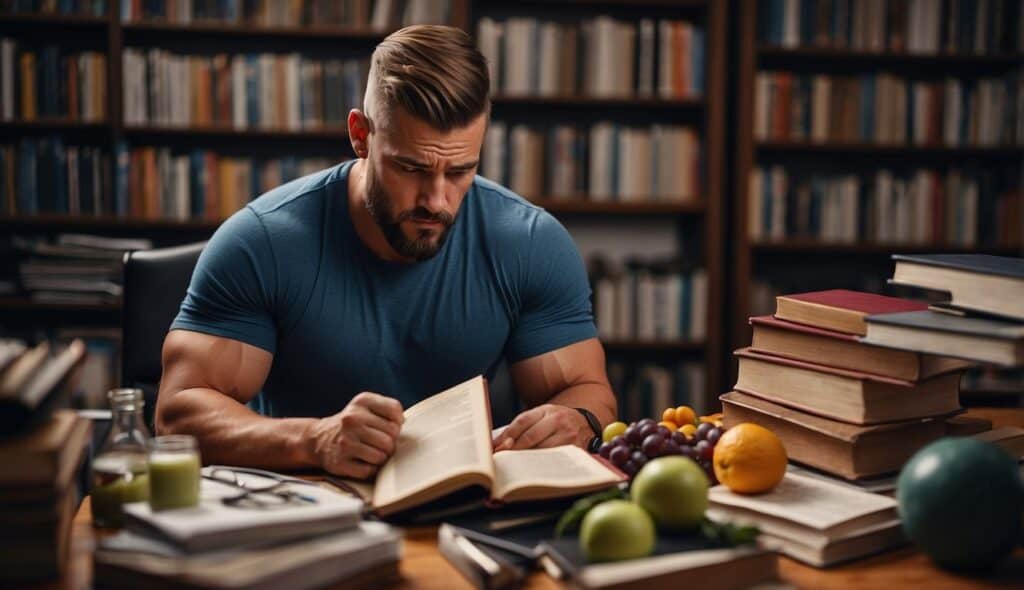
598, 418, 724, 484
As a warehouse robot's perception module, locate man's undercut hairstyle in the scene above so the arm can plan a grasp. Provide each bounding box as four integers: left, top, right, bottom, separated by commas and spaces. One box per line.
367, 24, 490, 131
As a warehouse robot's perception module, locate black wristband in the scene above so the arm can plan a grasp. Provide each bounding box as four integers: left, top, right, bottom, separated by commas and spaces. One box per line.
574, 407, 603, 453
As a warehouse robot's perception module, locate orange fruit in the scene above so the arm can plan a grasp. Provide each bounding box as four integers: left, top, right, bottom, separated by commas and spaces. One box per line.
699, 413, 723, 424
662, 408, 677, 424
658, 421, 678, 432
713, 423, 787, 494
679, 423, 698, 437
673, 406, 697, 426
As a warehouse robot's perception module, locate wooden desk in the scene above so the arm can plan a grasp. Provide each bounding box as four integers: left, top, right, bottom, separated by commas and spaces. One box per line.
42, 408, 1024, 589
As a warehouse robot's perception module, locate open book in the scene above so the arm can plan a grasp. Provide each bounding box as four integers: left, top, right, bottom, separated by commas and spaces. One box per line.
345, 376, 625, 517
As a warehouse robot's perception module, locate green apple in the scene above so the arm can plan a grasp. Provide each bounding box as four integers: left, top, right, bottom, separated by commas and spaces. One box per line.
579, 500, 656, 562
631, 456, 708, 529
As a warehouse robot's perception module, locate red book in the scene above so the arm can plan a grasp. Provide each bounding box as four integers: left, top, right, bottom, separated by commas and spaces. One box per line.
749, 315, 970, 381
775, 289, 928, 336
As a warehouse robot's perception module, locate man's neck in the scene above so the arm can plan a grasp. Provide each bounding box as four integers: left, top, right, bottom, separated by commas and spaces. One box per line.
347, 159, 412, 263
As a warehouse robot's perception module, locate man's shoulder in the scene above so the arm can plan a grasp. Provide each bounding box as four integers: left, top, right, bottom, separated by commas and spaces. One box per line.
246, 163, 346, 223
470, 175, 561, 239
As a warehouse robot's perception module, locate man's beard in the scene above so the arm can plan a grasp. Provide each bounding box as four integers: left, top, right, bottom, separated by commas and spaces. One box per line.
364, 170, 455, 262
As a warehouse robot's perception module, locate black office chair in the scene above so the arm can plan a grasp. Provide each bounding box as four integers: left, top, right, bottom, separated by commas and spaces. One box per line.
121, 241, 207, 429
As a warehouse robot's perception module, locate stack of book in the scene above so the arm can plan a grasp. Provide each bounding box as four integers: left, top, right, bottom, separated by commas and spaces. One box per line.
94, 468, 402, 590
483, 122, 701, 202
754, 71, 1023, 146
10, 233, 151, 305
863, 254, 1024, 367
0, 39, 107, 122
747, 165, 1022, 247
707, 471, 905, 567
477, 16, 704, 99
0, 338, 89, 584
722, 289, 973, 481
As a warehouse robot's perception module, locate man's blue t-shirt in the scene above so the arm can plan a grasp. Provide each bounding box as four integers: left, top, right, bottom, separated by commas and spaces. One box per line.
171, 160, 597, 417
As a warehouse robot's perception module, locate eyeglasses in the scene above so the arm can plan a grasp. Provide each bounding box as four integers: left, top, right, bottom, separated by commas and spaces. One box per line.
203, 466, 319, 509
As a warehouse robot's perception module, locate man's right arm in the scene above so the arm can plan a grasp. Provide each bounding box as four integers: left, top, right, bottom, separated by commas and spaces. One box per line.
156, 329, 403, 479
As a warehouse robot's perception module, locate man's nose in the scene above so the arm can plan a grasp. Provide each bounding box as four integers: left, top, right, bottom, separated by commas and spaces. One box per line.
418, 172, 447, 212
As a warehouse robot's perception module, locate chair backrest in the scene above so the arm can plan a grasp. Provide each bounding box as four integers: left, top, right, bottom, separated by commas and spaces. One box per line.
121, 241, 206, 425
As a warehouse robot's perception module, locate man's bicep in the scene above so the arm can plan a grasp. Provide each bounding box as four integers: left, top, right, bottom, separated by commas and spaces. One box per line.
508, 338, 609, 406
159, 329, 272, 405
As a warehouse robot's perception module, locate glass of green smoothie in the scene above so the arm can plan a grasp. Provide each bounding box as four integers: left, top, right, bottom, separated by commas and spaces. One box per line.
147, 435, 201, 510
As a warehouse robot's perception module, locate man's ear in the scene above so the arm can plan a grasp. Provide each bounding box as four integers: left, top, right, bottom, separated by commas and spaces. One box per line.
348, 109, 371, 158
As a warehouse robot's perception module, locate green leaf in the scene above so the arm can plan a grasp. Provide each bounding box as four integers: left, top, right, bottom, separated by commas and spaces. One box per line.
699, 517, 760, 547
554, 487, 627, 538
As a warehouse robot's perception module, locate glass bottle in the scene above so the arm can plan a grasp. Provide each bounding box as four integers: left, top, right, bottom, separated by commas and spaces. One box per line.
91, 388, 151, 527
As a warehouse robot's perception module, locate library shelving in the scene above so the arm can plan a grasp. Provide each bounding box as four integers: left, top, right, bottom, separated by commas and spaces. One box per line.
2, 0, 728, 411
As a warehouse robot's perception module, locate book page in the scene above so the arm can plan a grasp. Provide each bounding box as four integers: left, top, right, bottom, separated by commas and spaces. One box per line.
491, 445, 622, 501
708, 473, 895, 531
373, 376, 494, 511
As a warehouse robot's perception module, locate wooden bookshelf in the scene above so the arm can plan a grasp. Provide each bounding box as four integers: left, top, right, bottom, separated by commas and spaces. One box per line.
529, 199, 706, 215
0, 13, 110, 27
120, 21, 394, 41
2, 0, 728, 410
750, 240, 1024, 256
758, 141, 1024, 158
731, 0, 1024, 366
0, 296, 120, 312
491, 95, 705, 109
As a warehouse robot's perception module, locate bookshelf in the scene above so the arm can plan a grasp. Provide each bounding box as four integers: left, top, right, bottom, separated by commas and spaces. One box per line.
731, 0, 1024, 372
0, 0, 728, 412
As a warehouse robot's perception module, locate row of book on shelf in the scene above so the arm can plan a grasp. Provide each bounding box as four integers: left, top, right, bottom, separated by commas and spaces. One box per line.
716, 252, 1024, 565
589, 257, 707, 344
0, 138, 335, 218
123, 49, 367, 130
482, 122, 701, 202
754, 70, 1024, 146
477, 17, 704, 99
747, 165, 1023, 246
0, 0, 106, 15
0, 40, 107, 122
120, 0, 452, 29
759, 0, 1024, 54
607, 361, 707, 423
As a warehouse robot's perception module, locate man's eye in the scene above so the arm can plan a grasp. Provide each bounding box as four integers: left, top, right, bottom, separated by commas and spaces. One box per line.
401, 165, 419, 173
447, 169, 469, 178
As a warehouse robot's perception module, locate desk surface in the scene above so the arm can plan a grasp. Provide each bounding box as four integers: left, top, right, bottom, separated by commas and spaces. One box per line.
42, 408, 1024, 590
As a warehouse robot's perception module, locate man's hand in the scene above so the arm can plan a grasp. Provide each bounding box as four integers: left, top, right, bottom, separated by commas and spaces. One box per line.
492, 404, 592, 451
307, 392, 404, 479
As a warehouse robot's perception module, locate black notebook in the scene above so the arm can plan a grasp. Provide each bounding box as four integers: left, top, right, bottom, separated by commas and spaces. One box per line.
540, 532, 776, 590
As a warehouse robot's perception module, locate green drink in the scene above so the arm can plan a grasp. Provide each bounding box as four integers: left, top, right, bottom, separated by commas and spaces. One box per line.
148, 436, 201, 510
91, 453, 149, 527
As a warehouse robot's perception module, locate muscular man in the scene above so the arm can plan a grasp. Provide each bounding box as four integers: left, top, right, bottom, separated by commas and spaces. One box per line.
156, 25, 616, 480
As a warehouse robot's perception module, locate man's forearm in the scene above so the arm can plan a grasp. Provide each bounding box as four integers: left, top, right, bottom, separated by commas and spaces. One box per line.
157, 387, 317, 470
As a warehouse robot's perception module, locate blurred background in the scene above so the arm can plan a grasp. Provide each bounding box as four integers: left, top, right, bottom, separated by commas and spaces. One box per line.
0, 0, 1021, 422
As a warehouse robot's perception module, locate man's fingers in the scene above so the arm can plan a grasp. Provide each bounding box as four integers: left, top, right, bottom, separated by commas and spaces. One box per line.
494, 407, 543, 448
357, 392, 405, 424
512, 413, 558, 450
362, 412, 402, 440
351, 441, 389, 466
333, 459, 377, 480
358, 425, 397, 456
